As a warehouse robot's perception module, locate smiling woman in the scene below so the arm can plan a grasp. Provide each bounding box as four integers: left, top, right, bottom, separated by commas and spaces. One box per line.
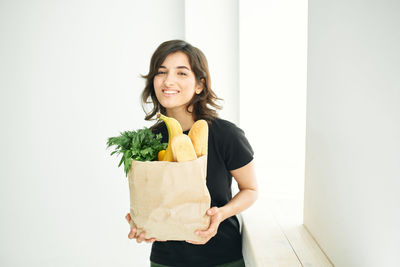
141, 40, 222, 131
127, 39, 258, 267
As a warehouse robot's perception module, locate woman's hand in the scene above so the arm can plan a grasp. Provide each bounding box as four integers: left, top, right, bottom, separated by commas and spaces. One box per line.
125, 213, 163, 243
186, 207, 223, 245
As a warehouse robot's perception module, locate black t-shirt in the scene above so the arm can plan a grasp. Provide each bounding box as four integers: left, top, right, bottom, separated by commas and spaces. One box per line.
150, 117, 254, 267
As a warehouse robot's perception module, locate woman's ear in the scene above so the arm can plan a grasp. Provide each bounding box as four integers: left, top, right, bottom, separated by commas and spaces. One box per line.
196, 78, 205, 94
195, 87, 203, 95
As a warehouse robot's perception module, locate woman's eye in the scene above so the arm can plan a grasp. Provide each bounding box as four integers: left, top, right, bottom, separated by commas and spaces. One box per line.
157, 71, 166, 75
178, 72, 187, 76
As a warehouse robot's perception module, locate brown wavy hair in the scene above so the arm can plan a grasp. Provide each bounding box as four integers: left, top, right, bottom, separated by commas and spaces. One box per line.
141, 40, 222, 128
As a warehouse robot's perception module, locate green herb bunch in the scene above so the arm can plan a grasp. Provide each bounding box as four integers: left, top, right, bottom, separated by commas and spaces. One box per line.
106, 128, 167, 177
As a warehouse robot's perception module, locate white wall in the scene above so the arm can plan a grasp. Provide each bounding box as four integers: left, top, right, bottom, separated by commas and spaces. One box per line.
185, 0, 239, 125
239, 0, 308, 202
305, 1, 400, 266
0, 1, 184, 266
1, 0, 244, 266
1, 0, 310, 266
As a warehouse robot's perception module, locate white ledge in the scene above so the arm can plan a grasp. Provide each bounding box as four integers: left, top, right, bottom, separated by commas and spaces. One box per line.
241, 197, 333, 267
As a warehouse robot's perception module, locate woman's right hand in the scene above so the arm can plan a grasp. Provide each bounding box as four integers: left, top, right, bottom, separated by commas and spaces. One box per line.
125, 213, 157, 243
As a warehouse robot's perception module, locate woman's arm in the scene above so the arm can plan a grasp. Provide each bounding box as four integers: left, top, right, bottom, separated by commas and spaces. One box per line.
186, 159, 258, 245
220, 159, 258, 221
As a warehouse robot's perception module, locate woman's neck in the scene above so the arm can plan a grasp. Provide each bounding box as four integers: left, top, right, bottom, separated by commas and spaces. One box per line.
166, 107, 195, 132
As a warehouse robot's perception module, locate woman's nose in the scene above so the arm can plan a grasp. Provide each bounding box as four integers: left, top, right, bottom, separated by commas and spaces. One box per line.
164, 73, 176, 87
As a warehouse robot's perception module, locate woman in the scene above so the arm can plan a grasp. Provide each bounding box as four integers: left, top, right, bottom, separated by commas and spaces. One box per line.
125, 40, 258, 267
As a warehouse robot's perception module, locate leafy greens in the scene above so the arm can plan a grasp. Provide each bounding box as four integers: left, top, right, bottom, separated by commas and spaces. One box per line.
106, 128, 167, 177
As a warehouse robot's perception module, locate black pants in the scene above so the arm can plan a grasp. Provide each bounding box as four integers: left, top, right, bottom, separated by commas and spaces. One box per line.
150, 258, 246, 267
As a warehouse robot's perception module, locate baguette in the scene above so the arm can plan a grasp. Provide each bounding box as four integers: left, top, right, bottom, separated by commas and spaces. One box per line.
171, 134, 197, 162
188, 120, 208, 157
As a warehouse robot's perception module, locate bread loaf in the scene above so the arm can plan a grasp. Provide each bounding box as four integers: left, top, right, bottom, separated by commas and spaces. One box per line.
171, 134, 197, 162
188, 120, 208, 157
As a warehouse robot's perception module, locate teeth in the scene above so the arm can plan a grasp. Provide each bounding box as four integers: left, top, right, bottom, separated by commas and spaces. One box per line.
163, 90, 178, 94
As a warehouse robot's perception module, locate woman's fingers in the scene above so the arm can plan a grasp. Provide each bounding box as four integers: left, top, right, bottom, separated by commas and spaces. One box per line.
197, 221, 217, 237
136, 231, 146, 243
125, 213, 131, 223
128, 227, 136, 239
186, 239, 207, 245
126, 213, 137, 239
125, 214, 159, 243
207, 207, 218, 216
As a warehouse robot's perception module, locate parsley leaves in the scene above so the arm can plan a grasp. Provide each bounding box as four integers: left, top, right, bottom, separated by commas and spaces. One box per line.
106, 128, 167, 177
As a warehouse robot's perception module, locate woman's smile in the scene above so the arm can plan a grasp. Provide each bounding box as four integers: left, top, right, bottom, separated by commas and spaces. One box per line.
162, 88, 180, 96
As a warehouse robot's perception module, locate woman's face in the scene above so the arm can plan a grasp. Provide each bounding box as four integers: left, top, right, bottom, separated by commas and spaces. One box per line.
153, 51, 202, 113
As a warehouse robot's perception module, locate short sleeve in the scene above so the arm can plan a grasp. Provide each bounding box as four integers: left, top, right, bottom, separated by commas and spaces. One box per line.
222, 124, 254, 171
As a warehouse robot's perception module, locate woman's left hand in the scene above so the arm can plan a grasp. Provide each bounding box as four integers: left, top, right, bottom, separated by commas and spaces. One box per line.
186, 207, 223, 245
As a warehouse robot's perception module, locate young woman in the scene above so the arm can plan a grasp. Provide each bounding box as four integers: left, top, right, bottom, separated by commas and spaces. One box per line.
125, 40, 258, 267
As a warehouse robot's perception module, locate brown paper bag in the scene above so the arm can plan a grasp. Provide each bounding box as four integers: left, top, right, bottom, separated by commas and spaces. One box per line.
128, 155, 211, 242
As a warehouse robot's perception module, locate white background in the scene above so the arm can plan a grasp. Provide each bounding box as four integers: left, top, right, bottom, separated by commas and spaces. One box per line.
1, 0, 308, 266
0, 0, 307, 265
4, 0, 398, 267
305, 0, 400, 266
1, 1, 185, 266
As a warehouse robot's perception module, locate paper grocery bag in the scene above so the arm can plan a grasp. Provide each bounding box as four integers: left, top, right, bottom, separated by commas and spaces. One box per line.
127, 155, 211, 242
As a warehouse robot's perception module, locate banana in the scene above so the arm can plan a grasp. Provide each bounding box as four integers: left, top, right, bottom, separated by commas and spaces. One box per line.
157, 113, 183, 161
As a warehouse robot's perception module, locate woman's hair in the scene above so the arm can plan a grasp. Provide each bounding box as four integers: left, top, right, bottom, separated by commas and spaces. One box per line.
141, 39, 222, 128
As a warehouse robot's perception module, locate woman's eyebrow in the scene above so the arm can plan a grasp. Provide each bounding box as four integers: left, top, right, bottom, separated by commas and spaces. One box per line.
176, 66, 190, 70
159, 65, 190, 70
